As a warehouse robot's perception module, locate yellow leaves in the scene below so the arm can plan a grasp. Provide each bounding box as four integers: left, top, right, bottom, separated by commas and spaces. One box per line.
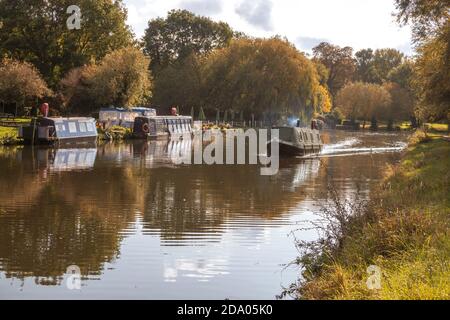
336, 82, 391, 121
314, 85, 332, 113
203, 37, 319, 115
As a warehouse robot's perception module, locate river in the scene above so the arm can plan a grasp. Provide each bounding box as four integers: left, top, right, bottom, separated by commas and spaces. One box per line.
0, 130, 409, 299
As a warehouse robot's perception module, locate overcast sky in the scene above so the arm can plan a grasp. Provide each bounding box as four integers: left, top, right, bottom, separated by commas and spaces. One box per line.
123, 0, 413, 55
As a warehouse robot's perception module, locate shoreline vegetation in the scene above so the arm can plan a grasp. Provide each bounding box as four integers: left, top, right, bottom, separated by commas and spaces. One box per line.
282, 130, 449, 300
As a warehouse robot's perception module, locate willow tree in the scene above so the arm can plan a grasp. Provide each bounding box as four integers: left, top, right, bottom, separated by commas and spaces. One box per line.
336, 82, 391, 128
0, 59, 52, 115
202, 38, 322, 124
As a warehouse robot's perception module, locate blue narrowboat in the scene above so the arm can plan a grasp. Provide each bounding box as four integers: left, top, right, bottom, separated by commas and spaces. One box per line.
19, 117, 98, 144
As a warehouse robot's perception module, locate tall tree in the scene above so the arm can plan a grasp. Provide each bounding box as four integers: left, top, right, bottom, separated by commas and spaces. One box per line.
152, 53, 204, 111
355, 49, 378, 83
0, 0, 133, 87
355, 48, 405, 84
312, 42, 356, 99
143, 9, 233, 72
372, 49, 405, 83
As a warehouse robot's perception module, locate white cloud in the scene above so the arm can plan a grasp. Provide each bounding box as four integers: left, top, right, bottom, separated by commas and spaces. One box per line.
179, 0, 223, 16
123, 0, 412, 54
235, 0, 274, 31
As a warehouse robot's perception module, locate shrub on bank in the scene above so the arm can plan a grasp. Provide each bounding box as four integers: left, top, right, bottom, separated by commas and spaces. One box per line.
97, 125, 133, 141
0, 127, 20, 145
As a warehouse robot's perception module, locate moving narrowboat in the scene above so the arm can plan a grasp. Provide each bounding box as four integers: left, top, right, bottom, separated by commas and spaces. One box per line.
133, 116, 193, 140
269, 127, 323, 156
19, 117, 98, 145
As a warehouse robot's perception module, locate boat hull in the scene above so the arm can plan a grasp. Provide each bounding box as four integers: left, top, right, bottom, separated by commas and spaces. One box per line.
269, 140, 322, 157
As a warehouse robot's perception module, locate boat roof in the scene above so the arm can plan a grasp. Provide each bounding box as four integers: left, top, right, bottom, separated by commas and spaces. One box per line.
100, 107, 155, 112
43, 117, 96, 122
138, 115, 192, 119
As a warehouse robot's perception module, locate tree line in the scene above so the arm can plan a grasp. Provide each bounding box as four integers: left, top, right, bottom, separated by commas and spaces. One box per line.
0, 1, 448, 127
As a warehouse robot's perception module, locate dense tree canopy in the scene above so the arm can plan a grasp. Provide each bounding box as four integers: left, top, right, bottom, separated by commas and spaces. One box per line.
394, 0, 450, 42
151, 37, 328, 123
152, 53, 204, 112
0, 0, 133, 87
312, 42, 356, 98
336, 82, 391, 127
60, 47, 152, 113
143, 9, 233, 72
202, 38, 322, 122
355, 48, 405, 84
394, 0, 449, 123
412, 24, 450, 122
355, 49, 378, 83
383, 82, 414, 127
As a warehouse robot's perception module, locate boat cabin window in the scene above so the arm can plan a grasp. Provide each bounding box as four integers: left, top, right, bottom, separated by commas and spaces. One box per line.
68, 122, 77, 133
87, 122, 95, 132
79, 122, 87, 133
56, 124, 66, 132
168, 120, 175, 132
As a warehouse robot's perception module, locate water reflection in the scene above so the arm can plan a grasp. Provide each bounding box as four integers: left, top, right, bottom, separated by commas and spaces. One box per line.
0, 132, 409, 299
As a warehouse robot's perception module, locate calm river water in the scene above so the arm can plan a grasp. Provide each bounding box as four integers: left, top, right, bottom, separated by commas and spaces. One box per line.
0, 130, 408, 299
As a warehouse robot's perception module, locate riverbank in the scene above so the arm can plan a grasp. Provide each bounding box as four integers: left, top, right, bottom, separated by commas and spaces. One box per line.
289, 130, 449, 300
0, 126, 18, 145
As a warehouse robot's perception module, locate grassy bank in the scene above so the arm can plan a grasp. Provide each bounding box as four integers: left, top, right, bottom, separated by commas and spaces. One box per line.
288, 131, 449, 300
0, 126, 19, 145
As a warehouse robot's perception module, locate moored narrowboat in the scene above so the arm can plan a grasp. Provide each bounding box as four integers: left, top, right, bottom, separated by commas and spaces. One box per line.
19, 117, 98, 145
99, 107, 156, 128
133, 116, 193, 140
